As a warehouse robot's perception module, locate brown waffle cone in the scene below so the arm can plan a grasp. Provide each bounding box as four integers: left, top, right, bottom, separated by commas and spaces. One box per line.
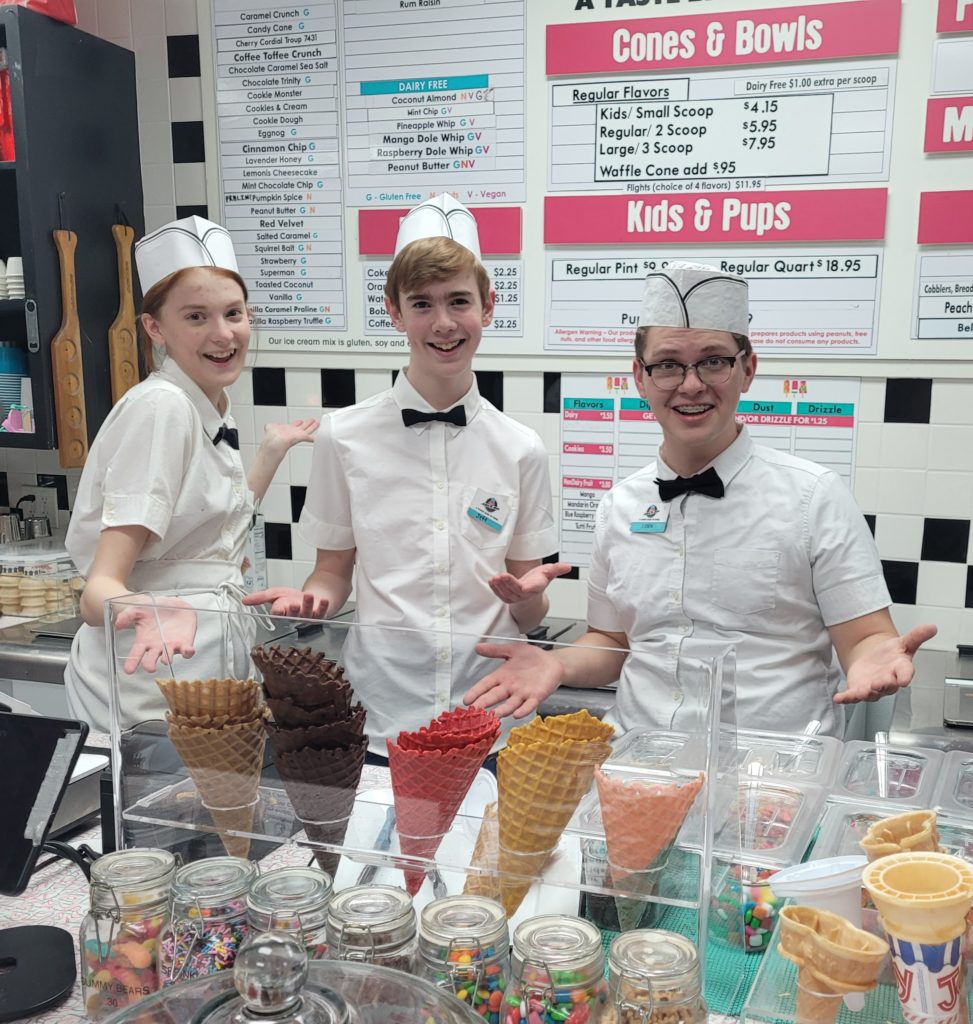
166, 713, 268, 859
157, 677, 263, 721
860, 809, 940, 862
464, 801, 501, 900
265, 713, 366, 754
596, 769, 704, 878
266, 697, 362, 729
253, 645, 347, 688
261, 673, 354, 711
169, 710, 261, 730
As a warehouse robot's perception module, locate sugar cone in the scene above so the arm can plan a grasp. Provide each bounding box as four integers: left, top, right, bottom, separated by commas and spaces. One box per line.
464, 801, 501, 900
166, 713, 268, 858
595, 769, 704, 879
860, 809, 940, 862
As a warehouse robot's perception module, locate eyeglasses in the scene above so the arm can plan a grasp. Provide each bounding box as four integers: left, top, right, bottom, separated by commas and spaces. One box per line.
639, 352, 746, 390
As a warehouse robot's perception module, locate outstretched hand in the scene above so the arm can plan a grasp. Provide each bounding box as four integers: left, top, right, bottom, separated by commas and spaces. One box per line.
463, 641, 564, 718
242, 586, 329, 619
488, 561, 572, 605
834, 623, 938, 704
115, 596, 197, 675
262, 417, 320, 453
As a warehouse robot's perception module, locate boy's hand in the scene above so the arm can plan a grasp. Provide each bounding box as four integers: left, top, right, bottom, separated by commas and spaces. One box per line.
260, 418, 320, 456
115, 596, 197, 674
834, 623, 937, 704
243, 587, 330, 619
464, 641, 565, 718
488, 562, 572, 604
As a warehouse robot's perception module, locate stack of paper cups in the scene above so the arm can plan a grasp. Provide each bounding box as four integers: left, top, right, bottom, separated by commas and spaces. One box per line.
5, 256, 23, 299
862, 851, 973, 1024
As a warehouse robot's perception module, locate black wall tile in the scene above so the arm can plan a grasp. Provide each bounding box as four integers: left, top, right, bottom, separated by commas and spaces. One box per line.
882, 560, 918, 604
884, 379, 932, 424
966, 566, 973, 610
921, 518, 970, 563
543, 552, 579, 580
171, 121, 205, 163
176, 204, 208, 220
0, 471, 8, 508
252, 367, 287, 406
476, 370, 503, 411
264, 522, 292, 560
864, 513, 876, 536
290, 485, 307, 523
543, 372, 561, 414
321, 368, 356, 408
166, 35, 201, 78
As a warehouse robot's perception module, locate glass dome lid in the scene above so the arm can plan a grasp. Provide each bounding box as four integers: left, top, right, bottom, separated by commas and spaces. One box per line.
101, 932, 484, 1024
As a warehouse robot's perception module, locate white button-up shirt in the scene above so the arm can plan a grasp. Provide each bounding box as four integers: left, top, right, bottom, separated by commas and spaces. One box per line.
589, 427, 890, 738
300, 373, 557, 752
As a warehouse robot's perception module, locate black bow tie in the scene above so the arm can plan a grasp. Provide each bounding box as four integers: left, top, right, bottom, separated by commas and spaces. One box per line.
401, 405, 467, 428
655, 466, 724, 501
212, 424, 239, 450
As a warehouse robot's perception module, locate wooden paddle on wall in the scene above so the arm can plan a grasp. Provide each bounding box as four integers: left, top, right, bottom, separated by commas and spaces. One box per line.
108, 222, 139, 404
51, 228, 89, 467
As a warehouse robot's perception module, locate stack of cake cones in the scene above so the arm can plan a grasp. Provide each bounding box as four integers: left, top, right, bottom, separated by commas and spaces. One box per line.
463, 801, 501, 901
387, 706, 500, 895
496, 711, 613, 917
595, 768, 704, 931
859, 809, 940, 862
253, 645, 368, 878
778, 905, 888, 1024
156, 677, 269, 858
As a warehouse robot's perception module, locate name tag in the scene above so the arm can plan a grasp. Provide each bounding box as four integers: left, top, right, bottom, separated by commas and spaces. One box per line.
467, 489, 508, 533
630, 501, 669, 534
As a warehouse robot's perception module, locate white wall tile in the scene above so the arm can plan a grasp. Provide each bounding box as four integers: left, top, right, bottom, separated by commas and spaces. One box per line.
889, 604, 950, 650
267, 559, 295, 589
227, 370, 253, 407
253, 405, 286, 439
286, 406, 324, 425
857, 379, 886, 423
855, 422, 882, 467
928, 425, 973, 471
164, 0, 198, 35
138, 120, 173, 165
288, 443, 313, 483
291, 534, 316, 564
232, 405, 255, 447
874, 514, 924, 560
508, 410, 558, 449
173, 163, 207, 204
260, 482, 292, 522
168, 77, 203, 121
503, 373, 542, 414
142, 203, 176, 232
98, 0, 132, 40
73, 0, 98, 34
285, 368, 322, 408
853, 468, 880, 512
136, 77, 171, 125
924, 471, 973, 518
931, 380, 973, 426
132, 0, 166, 39
876, 469, 927, 515
354, 369, 392, 400
917, 561, 967, 610
133, 43, 168, 87
141, 164, 176, 206
880, 423, 929, 470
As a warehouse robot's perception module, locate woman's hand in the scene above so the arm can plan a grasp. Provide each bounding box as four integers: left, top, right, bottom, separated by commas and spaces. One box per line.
261, 418, 320, 456
114, 596, 197, 674
243, 587, 330, 618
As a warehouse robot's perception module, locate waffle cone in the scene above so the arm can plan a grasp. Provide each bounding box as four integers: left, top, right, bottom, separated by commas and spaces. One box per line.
387, 734, 494, 895
505, 709, 614, 746
267, 697, 362, 729
166, 713, 268, 859
265, 713, 366, 754
157, 677, 263, 721
795, 970, 846, 1024
778, 905, 887, 992
261, 673, 354, 710
860, 809, 940, 862
397, 707, 502, 752
596, 769, 704, 878
464, 801, 500, 900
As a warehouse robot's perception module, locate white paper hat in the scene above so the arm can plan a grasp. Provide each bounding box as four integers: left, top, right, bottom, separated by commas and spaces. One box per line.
639, 260, 749, 337
134, 215, 239, 293
393, 194, 480, 258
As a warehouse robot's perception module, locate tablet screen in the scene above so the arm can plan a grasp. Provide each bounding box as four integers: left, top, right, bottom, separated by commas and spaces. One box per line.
0, 712, 88, 896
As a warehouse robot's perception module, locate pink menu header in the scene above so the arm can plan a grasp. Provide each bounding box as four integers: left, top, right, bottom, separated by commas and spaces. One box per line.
544, 190, 888, 245
925, 97, 973, 152
938, 0, 973, 33
918, 191, 973, 244
358, 207, 522, 256
546, 0, 900, 75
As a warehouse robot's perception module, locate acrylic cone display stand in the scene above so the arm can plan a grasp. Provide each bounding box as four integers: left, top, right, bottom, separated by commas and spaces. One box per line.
107, 595, 754, 1015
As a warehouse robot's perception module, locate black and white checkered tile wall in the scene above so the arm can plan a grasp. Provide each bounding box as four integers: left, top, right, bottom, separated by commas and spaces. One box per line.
1, 5, 971, 653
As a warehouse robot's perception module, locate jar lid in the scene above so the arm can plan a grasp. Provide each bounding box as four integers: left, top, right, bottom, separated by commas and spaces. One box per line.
247, 867, 334, 925
90, 848, 175, 899
608, 929, 701, 995
418, 895, 507, 954
172, 856, 258, 906
325, 885, 415, 951
511, 915, 602, 968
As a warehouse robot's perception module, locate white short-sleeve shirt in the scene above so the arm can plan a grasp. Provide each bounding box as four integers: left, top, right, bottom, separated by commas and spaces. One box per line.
588, 426, 890, 738
299, 372, 557, 751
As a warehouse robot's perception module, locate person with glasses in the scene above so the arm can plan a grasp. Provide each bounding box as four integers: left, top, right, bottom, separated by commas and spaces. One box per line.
465, 261, 936, 739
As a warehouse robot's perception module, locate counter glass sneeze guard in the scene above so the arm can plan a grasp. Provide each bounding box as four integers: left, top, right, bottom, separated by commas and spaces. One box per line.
105, 591, 753, 1013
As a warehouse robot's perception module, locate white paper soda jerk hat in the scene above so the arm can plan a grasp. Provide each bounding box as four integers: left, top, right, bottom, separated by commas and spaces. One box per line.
134, 215, 239, 293
393, 193, 481, 259
639, 260, 749, 338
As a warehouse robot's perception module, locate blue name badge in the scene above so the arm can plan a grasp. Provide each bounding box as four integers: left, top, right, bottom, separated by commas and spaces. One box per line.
631, 520, 667, 533
630, 501, 669, 533
468, 506, 503, 532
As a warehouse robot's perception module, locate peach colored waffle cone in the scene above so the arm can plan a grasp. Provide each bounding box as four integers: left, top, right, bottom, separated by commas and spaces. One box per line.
157, 677, 263, 721
166, 712, 268, 858
595, 769, 704, 878
860, 809, 940, 862
464, 801, 501, 900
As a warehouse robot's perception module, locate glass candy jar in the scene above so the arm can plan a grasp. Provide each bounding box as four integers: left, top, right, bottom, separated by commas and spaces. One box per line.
325, 884, 417, 972
246, 866, 333, 960
507, 915, 609, 1024
159, 856, 257, 987
606, 930, 707, 1024
418, 895, 510, 1016
80, 848, 175, 1021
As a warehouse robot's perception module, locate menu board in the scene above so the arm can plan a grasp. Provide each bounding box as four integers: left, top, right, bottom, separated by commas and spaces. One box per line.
342, 0, 526, 206
214, 0, 347, 341
913, 191, 973, 341
559, 375, 861, 567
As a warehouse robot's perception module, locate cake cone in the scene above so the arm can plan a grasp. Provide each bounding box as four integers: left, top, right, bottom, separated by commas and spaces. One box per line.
860, 809, 940, 862
612, 866, 660, 933
464, 801, 501, 900
795, 970, 847, 1024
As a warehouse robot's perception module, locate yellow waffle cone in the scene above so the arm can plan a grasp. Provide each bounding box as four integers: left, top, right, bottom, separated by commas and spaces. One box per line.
157, 677, 263, 721
464, 801, 500, 900
167, 714, 268, 859
505, 709, 614, 746
778, 905, 888, 991
860, 809, 940, 862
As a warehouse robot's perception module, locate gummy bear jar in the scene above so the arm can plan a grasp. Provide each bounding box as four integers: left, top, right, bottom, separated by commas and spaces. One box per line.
246, 866, 333, 960
159, 856, 258, 987
80, 848, 175, 1022
604, 930, 707, 1024
418, 895, 510, 1018
325, 883, 417, 972
507, 915, 609, 1024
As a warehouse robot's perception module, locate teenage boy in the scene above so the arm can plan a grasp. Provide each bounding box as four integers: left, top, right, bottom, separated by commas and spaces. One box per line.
247, 195, 564, 753
464, 261, 936, 738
